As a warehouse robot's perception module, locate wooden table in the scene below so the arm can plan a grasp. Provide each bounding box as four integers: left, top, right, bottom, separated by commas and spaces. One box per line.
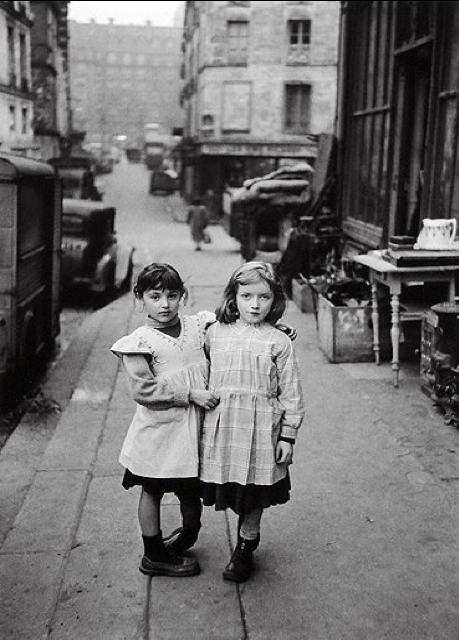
354, 252, 459, 387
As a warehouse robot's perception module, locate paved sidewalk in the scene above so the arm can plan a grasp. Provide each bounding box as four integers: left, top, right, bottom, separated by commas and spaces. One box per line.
0, 249, 458, 638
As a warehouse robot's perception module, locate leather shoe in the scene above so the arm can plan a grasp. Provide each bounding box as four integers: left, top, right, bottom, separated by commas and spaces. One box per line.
139, 553, 200, 577
223, 538, 256, 583
164, 526, 200, 554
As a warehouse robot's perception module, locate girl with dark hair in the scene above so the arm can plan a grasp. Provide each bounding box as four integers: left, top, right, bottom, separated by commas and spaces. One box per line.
200, 261, 305, 583
111, 263, 219, 578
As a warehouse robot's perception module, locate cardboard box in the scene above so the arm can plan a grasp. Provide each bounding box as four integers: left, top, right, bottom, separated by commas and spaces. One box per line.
291, 278, 315, 313
317, 293, 374, 363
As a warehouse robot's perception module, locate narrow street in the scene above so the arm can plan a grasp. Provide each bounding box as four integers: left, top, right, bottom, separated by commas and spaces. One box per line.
62, 157, 241, 399
0, 158, 458, 639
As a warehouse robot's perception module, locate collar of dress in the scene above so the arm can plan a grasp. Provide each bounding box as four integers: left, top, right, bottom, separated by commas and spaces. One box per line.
146, 315, 181, 329
234, 319, 266, 330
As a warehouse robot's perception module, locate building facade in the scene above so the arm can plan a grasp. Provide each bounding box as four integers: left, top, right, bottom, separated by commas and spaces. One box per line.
0, 1, 35, 156
68, 19, 184, 148
337, 1, 459, 254
0, 0, 71, 160
180, 0, 339, 206
31, 1, 71, 160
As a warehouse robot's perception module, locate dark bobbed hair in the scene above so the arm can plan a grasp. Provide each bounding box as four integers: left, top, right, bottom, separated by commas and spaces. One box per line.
133, 263, 187, 301
216, 261, 287, 324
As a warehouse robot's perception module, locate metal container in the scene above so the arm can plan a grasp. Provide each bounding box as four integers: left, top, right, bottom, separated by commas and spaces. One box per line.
0, 153, 62, 410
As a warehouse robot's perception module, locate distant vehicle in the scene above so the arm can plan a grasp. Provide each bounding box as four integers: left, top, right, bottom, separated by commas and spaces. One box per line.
82, 143, 115, 175
61, 199, 134, 305
149, 169, 177, 195
143, 123, 168, 171
48, 156, 103, 201
126, 148, 142, 163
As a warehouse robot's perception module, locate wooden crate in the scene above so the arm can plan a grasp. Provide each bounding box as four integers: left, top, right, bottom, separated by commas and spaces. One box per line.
317, 294, 374, 363
291, 278, 315, 313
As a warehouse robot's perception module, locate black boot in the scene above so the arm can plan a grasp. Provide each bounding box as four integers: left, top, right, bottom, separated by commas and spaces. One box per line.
163, 525, 200, 554
237, 516, 261, 551
140, 533, 200, 578
223, 537, 258, 583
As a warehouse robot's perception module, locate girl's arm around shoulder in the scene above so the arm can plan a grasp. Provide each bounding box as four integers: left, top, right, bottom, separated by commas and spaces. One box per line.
196, 310, 217, 331
274, 321, 297, 341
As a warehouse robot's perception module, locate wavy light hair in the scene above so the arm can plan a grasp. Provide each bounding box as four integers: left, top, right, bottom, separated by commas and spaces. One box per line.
216, 261, 286, 324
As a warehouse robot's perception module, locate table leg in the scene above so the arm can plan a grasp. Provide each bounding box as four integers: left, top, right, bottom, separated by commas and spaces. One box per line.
390, 293, 400, 388
449, 275, 455, 302
371, 282, 380, 365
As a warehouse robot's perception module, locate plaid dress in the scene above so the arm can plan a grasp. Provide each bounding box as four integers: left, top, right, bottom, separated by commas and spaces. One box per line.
200, 320, 304, 512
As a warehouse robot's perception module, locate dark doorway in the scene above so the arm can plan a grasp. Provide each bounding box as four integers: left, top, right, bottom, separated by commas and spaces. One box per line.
391, 46, 432, 238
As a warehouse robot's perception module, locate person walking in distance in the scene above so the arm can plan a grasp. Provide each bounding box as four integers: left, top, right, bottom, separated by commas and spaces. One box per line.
199, 262, 305, 583
187, 197, 210, 251
110, 263, 219, 577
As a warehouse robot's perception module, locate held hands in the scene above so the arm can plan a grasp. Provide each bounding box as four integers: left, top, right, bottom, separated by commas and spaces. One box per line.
190, 389, 220, 410
276, 440, 293, 465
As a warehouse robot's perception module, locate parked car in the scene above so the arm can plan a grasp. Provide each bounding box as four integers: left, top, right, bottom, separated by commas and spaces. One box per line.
149, 169, 177, 195
61, 199, 134, 305
48, 156, 103, 201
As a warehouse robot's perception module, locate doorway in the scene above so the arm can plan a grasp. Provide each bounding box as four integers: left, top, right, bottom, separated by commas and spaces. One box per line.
390, 46, 432, 238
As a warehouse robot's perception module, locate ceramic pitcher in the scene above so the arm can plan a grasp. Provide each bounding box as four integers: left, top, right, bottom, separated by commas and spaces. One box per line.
416, 218, 457, 250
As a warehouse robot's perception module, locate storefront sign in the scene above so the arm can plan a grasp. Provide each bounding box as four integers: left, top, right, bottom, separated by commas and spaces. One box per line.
199, 140, 317, 157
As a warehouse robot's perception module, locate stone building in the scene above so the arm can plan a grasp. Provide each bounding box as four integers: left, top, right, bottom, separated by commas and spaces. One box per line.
0, 1, 36, 156
68, 18, 184, 148
180, 0, 339, 206
0, 0, 71, 160
30, 0, 71, 160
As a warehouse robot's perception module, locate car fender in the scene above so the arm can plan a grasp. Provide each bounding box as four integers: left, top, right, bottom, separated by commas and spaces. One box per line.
114, 242, 135, 289
91, 253, 115, 293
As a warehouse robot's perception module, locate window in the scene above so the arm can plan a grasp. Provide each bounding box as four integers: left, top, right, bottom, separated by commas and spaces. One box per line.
21, 107, 27, 134
9, 105, 16, 133
288, 19, 311, 47
227, 21, 248, 63
8, 26, 15, 85
19, 33, 27, 91
223, 81, 251, 132
285, 84, 311, 131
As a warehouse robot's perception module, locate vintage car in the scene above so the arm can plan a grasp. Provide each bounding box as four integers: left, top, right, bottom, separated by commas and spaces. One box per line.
61, 199, 134, 305
149, 169, 177, 195
48, 156, 103, 201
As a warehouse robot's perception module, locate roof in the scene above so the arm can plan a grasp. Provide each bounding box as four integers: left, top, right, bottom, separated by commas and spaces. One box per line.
0, 153, 56, 178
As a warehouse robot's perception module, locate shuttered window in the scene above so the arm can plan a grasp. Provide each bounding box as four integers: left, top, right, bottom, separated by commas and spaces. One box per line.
285, 84, 311, 131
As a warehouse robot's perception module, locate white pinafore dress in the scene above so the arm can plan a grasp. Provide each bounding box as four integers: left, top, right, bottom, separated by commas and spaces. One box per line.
111, 311, 214, 479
